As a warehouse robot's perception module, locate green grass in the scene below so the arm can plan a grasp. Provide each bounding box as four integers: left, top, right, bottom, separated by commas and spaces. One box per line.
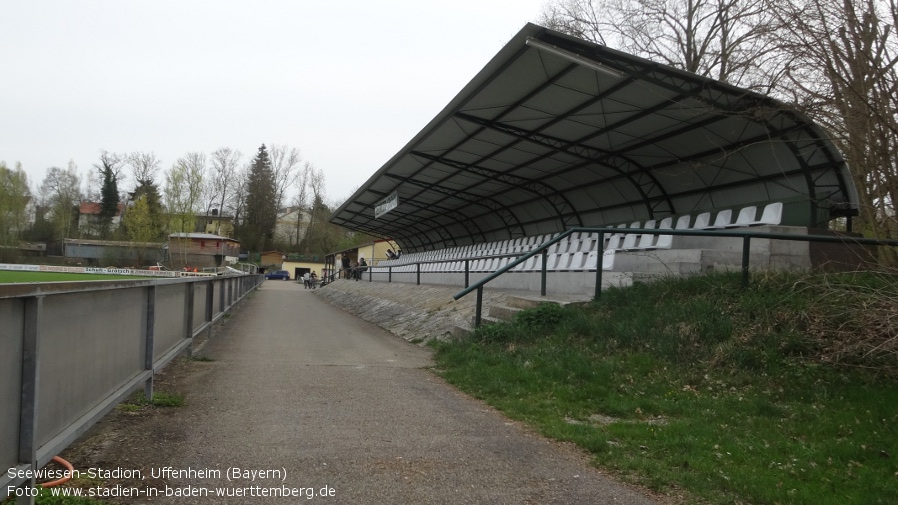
432, 271, 898, 505
0, 271, 144, 283
117, 390, 185, 411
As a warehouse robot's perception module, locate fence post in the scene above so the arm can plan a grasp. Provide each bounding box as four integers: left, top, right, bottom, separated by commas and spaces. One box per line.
742, 236, 752, 288
144, 286, 156, 401
388, 266, 392, 283
205, 279, 214, 339
218, 278, 225, 313
594, 231, 605, 299
184, 282, 195, 358
540, 249, 548, 296
416, 263, 421, 286
17, 296, 42, 505
475, 286, 483, 328
464, 259, 469, 288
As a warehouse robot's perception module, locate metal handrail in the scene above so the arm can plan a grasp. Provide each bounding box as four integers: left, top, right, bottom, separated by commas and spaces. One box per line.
367, 235, 572, 289
453, 226, 898, 327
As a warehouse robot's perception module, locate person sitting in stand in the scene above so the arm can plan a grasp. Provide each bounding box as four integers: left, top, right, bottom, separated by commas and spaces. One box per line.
386, 249, 397, 259
352, 257, 368, 281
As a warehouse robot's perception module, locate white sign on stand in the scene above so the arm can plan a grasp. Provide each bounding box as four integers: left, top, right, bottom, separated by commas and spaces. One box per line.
374, 191, 399, 218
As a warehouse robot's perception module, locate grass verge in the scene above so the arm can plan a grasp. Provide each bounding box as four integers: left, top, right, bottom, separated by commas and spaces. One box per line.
431, 271, 898, 505
0, 271, 143, 283
117, 390, 185, 411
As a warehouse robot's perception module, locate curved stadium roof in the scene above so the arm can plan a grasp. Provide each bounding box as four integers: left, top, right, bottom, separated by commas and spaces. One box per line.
329, 23, 858, 253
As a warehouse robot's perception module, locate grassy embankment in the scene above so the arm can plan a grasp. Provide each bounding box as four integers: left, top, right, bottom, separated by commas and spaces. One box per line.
432, 271, 898, 505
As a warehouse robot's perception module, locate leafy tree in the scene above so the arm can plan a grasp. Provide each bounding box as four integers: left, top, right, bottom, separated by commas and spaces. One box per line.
240, 144, 277, 253
126, 178, 164, 241
39, 161, 81, 247
0, 161, 31, 261
165, 153, 205, 266
122, 194, 158, 266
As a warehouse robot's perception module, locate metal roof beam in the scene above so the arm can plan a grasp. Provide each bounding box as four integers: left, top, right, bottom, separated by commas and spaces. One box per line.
384, 173, 526, 238
455, 112, 674, 217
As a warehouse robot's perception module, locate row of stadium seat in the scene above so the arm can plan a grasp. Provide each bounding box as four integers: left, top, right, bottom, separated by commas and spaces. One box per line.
374, 202, 783, 273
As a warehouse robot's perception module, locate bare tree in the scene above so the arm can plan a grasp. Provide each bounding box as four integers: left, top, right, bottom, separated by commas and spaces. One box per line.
39, 161, 81, 244
269, 144, 303, 211
767, 0, 898, 253
300, 165, 327, 245
165, 153, 205, 233
288, 161, 314, 248
228, 162, 251, 233
540, 0, 780, 91
207, 147, 242, 235
126, 151, 162, 186
165, 152, 205, 266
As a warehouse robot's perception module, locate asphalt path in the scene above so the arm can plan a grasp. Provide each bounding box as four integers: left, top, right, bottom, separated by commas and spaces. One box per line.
127, 280, 661, 504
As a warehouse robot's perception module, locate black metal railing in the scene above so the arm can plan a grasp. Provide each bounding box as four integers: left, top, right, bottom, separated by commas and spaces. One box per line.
450, 226, 898, 327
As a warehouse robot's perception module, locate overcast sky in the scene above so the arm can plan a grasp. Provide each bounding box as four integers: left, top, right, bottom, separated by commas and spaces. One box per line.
1, 0, 547, 203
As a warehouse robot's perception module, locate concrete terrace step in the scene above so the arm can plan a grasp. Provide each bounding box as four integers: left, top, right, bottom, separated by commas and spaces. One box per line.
314, 280, 596, 341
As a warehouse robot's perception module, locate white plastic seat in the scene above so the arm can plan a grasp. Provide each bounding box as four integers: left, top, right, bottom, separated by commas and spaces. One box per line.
749, 202, 783, 226
555, 253, 573, 270
568, 251, 587, 270
730, 206, 757, 227
545, 254, 562, 271
636, 220, 657, 249
655, 217, 675, 249
584, 251, 599, 270
710, 209, 733, 228
579, 232, 599, 252
520, 255, 540, 271
693, 212, 712, 229
675, 215, 691, 229
602, 250, 615, 270
621, 234, 639, 250
605, 234, 623, 251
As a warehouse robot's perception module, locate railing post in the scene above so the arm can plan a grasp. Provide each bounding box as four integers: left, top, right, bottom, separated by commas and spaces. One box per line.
219, 278, 225, 313
540, 249, 548, 296
205, 280, 214, 324
144, 285, 156, 401
464, 259, 469, 288
184, 282, 195, 358
742, 235, 751, 289
594, 231, 604, 299
416, 263, 421, 285
17, 296, 42, 505
388, 266, 392, 283
475, 286, 483, 328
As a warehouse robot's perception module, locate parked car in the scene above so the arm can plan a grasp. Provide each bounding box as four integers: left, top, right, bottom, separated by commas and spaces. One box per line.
264, 270, 290, 280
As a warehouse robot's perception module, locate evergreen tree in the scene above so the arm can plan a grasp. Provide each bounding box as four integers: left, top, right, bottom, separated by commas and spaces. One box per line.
96, 151, 122, 239
240, 145, 277, 253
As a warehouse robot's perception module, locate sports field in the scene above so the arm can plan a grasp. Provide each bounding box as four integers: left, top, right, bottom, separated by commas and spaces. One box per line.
0, 270, 144, 283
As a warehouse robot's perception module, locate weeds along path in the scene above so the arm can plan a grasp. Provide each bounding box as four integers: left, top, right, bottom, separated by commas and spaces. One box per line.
61, 279, 662, 505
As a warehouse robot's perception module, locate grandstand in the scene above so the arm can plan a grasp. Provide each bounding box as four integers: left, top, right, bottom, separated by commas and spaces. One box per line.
328, 24, 860, 294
